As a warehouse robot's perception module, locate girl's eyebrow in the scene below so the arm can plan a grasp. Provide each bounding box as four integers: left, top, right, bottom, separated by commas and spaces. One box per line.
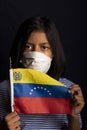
40, 42, 50, 45
26, 42, 50, 45
26, 42, 32, 44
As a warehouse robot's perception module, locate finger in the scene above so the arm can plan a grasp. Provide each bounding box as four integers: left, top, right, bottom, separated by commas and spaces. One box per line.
14, 121, 21, 129
7, 120, 21, 130
72, 92, 84, 103
72, 97, 84, 105
16, 126, 21, 130
5, 112, 21, 130
73, 95, 84, 104
5, 112, 18, 121
70, 97, 81, 107
71, 95, 85, 107
15, 120, 21, 126
9, 114, 20, 124
7, 125, 21, 130
69, 84, 81, 90
68, 84, 82, 95
71, 99, 84, 108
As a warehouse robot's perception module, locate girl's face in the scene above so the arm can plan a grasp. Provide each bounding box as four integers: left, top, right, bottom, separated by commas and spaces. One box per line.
24, 31, 53, 58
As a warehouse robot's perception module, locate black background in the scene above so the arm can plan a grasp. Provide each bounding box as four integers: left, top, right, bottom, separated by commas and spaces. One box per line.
0, 0, 87, 129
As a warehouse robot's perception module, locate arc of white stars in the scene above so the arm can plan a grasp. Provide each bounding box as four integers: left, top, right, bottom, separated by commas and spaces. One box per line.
29, 86, 52, 96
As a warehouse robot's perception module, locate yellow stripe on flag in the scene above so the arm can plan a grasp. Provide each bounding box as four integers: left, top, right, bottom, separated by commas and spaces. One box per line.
12, 68, 66, 87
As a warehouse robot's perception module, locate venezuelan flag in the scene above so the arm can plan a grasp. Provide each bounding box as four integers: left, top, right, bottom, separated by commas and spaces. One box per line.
10, 68, 72, 114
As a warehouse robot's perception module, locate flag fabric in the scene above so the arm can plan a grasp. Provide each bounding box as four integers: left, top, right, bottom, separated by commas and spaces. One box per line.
10, 68, 72, 114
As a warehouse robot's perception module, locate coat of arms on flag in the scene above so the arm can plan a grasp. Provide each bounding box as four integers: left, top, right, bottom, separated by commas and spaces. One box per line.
10, 68, 72, 114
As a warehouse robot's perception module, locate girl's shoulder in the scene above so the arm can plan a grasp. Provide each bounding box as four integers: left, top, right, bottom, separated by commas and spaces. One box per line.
0, 80, 10, 90
0, 80, 9, 86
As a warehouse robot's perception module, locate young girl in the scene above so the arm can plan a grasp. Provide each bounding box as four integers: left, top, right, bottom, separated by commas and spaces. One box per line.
0, 16, 85, 130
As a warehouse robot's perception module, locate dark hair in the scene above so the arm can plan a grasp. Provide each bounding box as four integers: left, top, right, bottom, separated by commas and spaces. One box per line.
10, 16, 66, 79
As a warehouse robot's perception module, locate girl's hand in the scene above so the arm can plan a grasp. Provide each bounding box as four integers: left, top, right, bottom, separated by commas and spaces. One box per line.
68, 84, 85, 115
5, 112, 21, 130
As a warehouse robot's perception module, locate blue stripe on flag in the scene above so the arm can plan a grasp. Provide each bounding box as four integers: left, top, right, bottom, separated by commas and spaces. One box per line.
14, 83, 72, 98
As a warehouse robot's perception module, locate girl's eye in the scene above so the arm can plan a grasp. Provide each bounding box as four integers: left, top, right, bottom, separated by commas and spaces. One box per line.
41, 45, 49, 50
25, 43, 32, 49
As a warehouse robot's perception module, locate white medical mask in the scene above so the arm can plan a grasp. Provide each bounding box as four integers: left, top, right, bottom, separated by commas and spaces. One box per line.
22, 51, 52, 73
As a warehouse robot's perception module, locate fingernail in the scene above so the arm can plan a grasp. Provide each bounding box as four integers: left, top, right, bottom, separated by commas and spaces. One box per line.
68, 90, 71, 93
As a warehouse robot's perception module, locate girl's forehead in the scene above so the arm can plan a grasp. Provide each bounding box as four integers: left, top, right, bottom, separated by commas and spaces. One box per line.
27, 31, 49, 43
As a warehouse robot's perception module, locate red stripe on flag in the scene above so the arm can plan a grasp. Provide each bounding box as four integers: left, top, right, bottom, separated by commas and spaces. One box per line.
14, 97, 72, 114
